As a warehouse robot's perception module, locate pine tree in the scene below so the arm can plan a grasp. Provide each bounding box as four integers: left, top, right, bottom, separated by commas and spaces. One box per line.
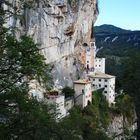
0, 2, 58, 139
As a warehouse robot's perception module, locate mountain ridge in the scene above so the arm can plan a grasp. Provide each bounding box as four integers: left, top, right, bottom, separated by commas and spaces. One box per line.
94, 24, 140, 35
94, 24, 140, 48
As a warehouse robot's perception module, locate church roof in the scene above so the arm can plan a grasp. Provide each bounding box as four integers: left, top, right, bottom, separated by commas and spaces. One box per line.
88, 72, 115, 79
74, 79, 91, 85
90, 38, 95, 42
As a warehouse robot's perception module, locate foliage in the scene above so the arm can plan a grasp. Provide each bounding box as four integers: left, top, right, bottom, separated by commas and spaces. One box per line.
95, 25, 139, 138
0, 1, 137, 139
63, 91, 111, 140
83, 104, 100, 131
83, 130, 112, 140
122, 51, 140, 138
0, 4, 54, 139
115, 94, 135, 123
0, 1, 110, 139
1, 34, 52, 91
62, 86, 75, 98
123, 51, 140, 98
112, 94, 135, 139
63, 106, 111, 140
0, 97, 59, 139
59, 106, 84, 140
0, 34, 55, 139
92, 91, 111, 129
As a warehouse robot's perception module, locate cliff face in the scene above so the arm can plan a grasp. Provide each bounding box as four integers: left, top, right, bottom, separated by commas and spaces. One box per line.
107, 115, 137, 140
5, 0, 98, 86
16, 0, 98, 87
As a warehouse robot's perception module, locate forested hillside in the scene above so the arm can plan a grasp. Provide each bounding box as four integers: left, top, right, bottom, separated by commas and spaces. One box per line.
0, 1, 137, 139
95, 24, 140, 138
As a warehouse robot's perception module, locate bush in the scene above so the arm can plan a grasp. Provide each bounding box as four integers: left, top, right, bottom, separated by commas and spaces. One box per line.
62, 86, 75, 98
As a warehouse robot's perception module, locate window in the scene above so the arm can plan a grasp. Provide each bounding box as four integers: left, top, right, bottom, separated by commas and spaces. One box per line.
105, 79, 108, 82
93, 79, 95, 81
93, 84, 95, 87
87, 61, 89, 63
99, 84, 101, 87
99, 65, 101, 67
99, 79, 101, 82
104, 91, 107, 93
105, 85, 107, 88
82, 89, 84, 94
91, 43, 94, 46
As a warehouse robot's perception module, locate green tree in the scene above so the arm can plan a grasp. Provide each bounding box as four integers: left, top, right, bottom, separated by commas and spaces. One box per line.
0, 3, 57, 139
122, 51, 140, 138
115, 94, 135, 122
60, 106, 111, 140
92, 91, 110, 129
0, 34, 54, 139
59, 106, 84, 140
62, 86, 75, 98
115, 94, 135, 139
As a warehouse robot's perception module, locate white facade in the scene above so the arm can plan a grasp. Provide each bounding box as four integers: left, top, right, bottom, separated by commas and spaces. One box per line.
84, 40, 116, 105
90, 41, 96, 59
47, 94, 66, 120
90, 41, 96, 53
85, 41, 96, 70
88, 72, 116, 105
86, 47, 92, 69
94, 58, 105, 73
74, 80, 92, 108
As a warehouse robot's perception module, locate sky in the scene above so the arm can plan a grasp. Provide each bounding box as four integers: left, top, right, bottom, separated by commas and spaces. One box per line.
95, 0, 140, 30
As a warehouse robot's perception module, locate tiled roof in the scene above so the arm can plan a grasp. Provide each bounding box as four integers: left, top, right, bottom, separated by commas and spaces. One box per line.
74, 79, 91, 85
88, 72, 115, 79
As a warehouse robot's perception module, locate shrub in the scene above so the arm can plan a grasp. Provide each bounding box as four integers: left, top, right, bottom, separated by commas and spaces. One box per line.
62, 86, 75, 98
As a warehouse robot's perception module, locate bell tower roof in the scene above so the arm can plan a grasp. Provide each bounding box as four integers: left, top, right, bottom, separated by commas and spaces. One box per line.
90, 38, 95, 42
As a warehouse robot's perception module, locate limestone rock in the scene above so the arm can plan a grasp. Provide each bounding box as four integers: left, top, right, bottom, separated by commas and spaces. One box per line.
107, 115, 137, 140
6, 0, 98, 87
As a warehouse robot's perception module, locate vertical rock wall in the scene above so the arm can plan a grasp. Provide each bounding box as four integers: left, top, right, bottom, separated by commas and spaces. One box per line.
6, 0, 98, 87
107, 115, 137, 140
